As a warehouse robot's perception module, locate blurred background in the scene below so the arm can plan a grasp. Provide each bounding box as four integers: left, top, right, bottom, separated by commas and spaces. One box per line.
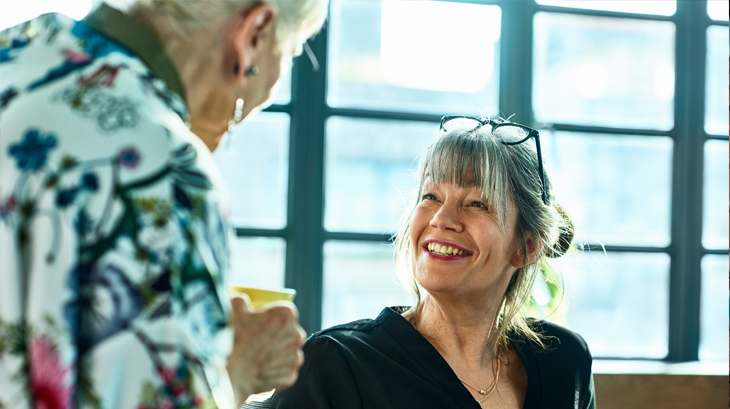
2, 0, 726, 381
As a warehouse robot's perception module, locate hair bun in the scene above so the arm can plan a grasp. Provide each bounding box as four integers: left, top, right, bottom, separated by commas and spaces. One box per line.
546, 204, 574, 258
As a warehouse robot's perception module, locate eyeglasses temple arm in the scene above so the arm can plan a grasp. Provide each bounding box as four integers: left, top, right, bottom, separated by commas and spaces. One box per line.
533, 132, 548, 205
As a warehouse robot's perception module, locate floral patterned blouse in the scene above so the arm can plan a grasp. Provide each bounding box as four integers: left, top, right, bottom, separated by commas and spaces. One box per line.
0, 4, 235, 408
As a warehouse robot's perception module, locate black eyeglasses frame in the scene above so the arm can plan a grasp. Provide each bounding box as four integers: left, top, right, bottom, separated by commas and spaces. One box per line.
439, 115, 548, 205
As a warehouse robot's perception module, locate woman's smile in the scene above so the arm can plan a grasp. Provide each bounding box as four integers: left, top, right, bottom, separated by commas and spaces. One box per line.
422, 239, 472, 258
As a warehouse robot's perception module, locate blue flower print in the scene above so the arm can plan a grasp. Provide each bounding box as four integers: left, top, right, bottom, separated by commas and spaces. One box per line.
0, 38, 30, 63
75, 209, 93, 235
8, 129, 58, 171
55, 187, 79, 208
71, 21, 129, 60
0, 87, 19, 110
117, 146, 141, 169
27, 21, 132, 91
81, 173, 99, 191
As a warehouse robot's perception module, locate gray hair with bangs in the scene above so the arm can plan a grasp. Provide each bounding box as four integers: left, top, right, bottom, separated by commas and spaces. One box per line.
394, 117, 573, 354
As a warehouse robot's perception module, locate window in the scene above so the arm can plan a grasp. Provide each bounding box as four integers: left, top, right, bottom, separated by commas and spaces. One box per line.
232, 0, 724, 364
8, 0, 725, 365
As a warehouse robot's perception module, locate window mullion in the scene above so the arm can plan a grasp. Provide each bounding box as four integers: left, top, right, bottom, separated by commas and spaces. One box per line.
286, 27, 329, 334
666, 0, 708, 362
499, 0, 535, 122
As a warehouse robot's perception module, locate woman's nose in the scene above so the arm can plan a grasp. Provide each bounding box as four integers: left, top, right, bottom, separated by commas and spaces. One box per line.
430, 202, 463, 233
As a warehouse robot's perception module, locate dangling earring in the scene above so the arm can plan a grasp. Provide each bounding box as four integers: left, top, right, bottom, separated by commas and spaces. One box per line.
228, 97, 244, 133
245, 66, 259, 77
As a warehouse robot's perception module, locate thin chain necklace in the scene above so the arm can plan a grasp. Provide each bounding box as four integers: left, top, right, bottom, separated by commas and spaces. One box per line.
457, 352, 502, 407
408, 309, 502, 407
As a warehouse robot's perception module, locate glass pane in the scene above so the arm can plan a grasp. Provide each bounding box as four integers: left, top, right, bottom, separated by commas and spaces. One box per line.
700, 254, 729, 361
322, 241, 411, 328
327, 0, 500, 115
229, 237, 286, 289
555, 251, 670, 358
705, 26, 729, 135
533, 13, 675, 130
324, 117, 437, 233
272, 66, 291, 105
213, 113, 289, 229
0, 0, 92, 30
542, 132, 673, 247
703, 140, 729, 249
536, 0, 676, 16
708, 0, 729, 20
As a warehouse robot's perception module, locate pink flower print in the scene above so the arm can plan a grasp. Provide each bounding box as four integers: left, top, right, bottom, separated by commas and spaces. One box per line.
0, 195, 17, 220
62, 49, 91, 64
159, 367, 175, 383
192, 396, 203, 407
29, 336, 71, 409
79, 64, 120, 87
158, 398, 173, 409
173, 384, 187, 397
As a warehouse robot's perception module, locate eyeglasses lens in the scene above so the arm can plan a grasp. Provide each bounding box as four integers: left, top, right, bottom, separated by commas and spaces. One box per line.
442, 117, 482, 133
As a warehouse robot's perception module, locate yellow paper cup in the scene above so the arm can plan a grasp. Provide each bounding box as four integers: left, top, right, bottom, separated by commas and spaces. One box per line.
229, 286, 297, 310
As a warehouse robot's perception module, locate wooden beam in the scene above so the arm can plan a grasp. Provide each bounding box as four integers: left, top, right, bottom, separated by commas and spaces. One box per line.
594, 374, 728, 409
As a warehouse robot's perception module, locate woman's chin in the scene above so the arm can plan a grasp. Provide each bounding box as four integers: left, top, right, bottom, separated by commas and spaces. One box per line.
417, 278, 460, 296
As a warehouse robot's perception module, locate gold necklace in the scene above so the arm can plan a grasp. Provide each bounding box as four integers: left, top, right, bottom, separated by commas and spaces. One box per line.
409, 311, 502, 407
457, 353, 502, 407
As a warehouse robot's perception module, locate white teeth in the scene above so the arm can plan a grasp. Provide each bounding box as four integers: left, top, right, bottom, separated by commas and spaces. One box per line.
427, 243, 466, 256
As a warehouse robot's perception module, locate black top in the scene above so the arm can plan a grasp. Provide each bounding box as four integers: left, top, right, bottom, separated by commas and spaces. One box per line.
269, 307, 595, 409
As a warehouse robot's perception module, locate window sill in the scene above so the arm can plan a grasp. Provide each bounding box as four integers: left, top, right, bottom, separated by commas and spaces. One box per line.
593, 359, 728, 375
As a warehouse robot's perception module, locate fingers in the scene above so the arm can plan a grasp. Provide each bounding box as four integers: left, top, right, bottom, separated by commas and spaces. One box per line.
263, 302, 298, 327
260, 349, 304, 389
257, 304, 306, 366
230, 293, 254, 316
265, 300, 300, 319
261, 333, 305, 369
226, 300, 307, 395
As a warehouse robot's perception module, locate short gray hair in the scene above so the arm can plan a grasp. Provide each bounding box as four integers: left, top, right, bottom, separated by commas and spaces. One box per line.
111, 0, 328, 49
394, 117, 574, 354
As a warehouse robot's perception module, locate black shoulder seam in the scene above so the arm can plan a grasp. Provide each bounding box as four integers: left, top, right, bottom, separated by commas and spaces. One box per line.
320, 334, 365, 409
310, 318, 378, 337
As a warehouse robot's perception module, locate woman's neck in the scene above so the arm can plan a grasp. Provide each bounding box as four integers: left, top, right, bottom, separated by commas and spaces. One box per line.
412, 295, 502, 371
136, 12, 235, 152
167, 33, 234, 151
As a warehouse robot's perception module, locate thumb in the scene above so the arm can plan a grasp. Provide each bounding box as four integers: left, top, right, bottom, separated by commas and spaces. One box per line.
230, 293, 254, 317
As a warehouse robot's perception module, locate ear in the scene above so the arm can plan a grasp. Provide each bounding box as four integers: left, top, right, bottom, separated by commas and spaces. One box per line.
228, 3, 276, 82
509, 237, 542, 269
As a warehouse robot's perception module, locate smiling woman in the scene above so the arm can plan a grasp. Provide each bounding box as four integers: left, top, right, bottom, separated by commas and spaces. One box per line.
397, 116, 570, 354
269, 115, 593, 409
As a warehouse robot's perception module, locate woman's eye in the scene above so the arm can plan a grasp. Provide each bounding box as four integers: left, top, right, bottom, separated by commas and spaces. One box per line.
421, 193, 437, 201
470, 201, 487, 209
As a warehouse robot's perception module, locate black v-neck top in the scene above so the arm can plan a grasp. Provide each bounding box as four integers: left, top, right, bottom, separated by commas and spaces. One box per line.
269, 307, 595, 409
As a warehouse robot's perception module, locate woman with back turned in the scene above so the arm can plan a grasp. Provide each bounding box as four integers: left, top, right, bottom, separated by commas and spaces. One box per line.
270, 116, 596, 409
0, 0, 327, 407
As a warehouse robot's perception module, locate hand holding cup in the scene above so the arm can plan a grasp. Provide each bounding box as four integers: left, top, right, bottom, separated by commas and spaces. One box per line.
225, 290, 306, 405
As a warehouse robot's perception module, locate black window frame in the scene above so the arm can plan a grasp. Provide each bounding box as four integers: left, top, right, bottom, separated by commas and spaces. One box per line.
234, 0, 728, 363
